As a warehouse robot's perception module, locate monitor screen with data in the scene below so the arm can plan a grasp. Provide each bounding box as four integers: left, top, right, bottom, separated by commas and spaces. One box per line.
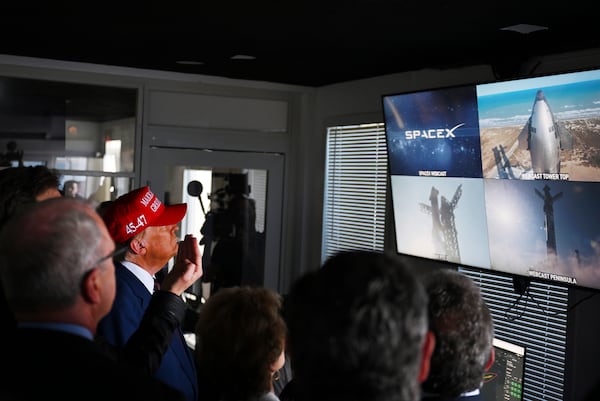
481, 338, 526, 401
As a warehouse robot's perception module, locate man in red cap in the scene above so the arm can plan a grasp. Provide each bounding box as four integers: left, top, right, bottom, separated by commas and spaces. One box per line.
97, 186, 201, 401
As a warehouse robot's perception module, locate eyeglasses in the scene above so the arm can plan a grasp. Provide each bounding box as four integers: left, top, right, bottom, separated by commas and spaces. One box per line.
81, 246, 128, 286
89, 246, 128, 271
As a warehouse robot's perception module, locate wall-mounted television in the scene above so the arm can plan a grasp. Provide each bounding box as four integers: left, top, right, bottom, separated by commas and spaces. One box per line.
382, 68, 600, 291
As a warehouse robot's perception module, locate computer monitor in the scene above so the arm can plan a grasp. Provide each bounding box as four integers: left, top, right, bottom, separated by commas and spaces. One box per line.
481, 338, 526, 401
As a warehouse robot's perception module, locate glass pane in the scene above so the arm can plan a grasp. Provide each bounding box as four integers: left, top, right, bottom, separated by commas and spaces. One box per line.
57, 174, 133, 204
0, 76, 136, 173
177, 168, 267, 300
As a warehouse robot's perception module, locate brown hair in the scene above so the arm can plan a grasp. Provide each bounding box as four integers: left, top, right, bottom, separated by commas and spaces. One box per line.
194, 286, 287, 401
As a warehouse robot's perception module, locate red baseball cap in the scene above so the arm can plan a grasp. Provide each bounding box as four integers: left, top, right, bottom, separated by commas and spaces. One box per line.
102, 186, 187, 244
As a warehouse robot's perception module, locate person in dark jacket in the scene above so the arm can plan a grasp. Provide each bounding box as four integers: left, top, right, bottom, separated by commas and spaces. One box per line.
0, 197, 185, 401
0, 166, 203, 376
421, 267, 495, 401
0, 165, 62, 345
98, 186, 201, 401
282, 250, 435, 401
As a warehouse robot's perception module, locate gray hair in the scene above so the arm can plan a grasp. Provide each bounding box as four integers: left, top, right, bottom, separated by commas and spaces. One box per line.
422, 267, 494, 397
0, 198, 104, 314
285, 250, 429, 401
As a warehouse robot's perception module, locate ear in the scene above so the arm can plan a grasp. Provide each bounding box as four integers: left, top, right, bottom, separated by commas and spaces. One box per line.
484, 346, 495, 372
270, 349, 286, 373
419, 330, 436, 383
129, 238, 146, 255
81, 268, 102, 305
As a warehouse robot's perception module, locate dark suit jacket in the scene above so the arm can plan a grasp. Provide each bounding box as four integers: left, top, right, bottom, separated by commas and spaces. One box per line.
97, 263, 199, 401
1, 327, 184, 401
96, 289, 188, 376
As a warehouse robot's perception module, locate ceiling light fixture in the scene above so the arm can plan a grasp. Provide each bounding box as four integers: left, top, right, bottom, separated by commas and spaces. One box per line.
175, 60, 205, 65
230, 54, 256, 60
500, 24, 548, 34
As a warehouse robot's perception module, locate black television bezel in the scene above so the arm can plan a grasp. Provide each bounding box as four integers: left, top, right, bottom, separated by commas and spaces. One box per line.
381, 66, 600, 292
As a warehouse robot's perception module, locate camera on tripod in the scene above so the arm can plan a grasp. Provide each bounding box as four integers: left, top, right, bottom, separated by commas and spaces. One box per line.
200, 173, 252, 243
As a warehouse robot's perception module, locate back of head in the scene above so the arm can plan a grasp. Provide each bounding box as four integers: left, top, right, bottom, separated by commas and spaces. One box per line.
0, 197, 104, 316
422, 267, 494, 397
285, 250, 429, 401
0, 165, 61, 229
195, 286, 286, 401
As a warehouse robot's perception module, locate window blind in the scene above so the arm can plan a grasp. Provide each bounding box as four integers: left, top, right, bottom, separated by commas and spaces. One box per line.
321, 123, 387, 261
460, 267, 568, 401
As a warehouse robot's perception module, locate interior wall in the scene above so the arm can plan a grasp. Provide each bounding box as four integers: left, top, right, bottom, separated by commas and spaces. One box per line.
565, 286, 600, 400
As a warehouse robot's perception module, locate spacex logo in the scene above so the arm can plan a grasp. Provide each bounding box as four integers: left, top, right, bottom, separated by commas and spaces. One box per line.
404, 123, 465, 140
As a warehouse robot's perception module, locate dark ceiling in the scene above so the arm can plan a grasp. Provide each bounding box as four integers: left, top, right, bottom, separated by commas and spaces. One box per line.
1, 1, 600, 87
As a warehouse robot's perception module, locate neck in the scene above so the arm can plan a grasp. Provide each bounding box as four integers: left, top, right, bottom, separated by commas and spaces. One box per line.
15, 307, 96, 335
125, 255, 168, 276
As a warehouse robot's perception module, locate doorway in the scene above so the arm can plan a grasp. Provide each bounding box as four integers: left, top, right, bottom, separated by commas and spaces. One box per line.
142, 146, 285, 300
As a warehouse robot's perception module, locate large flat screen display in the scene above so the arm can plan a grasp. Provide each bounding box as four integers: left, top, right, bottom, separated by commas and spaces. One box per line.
383, 68, 600, 290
